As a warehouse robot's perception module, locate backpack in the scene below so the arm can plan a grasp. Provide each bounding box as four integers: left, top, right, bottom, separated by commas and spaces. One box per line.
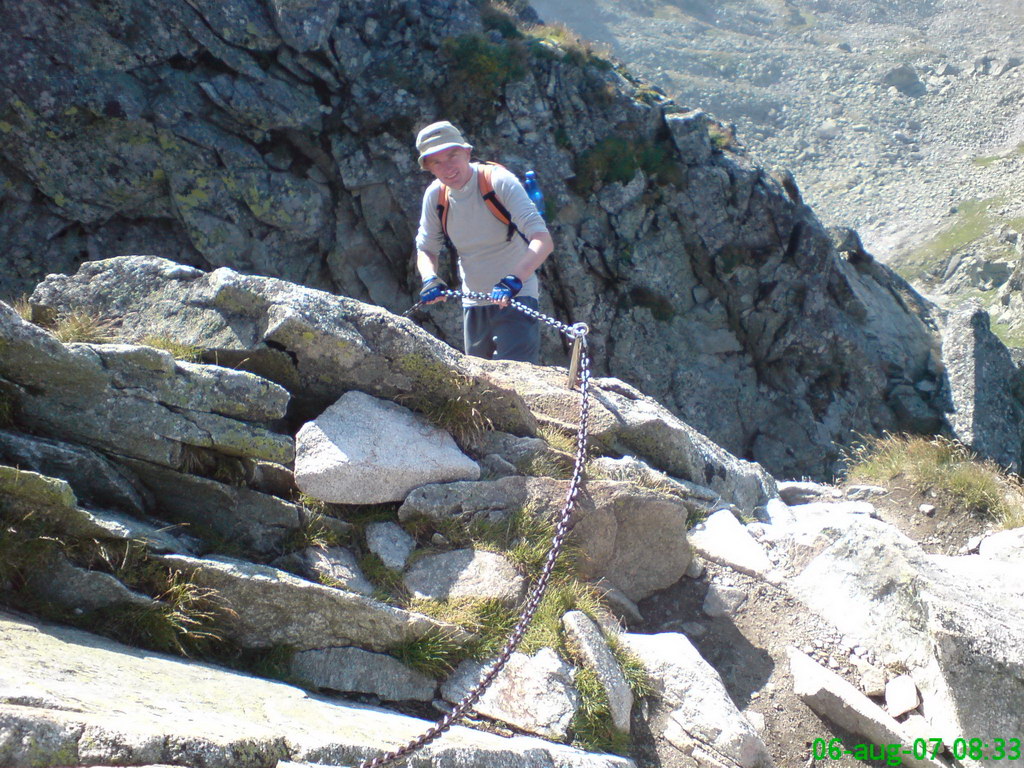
436, 162, 530, 255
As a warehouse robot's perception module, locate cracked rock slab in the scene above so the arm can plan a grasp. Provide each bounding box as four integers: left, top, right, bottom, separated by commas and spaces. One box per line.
0, 611, 633, 768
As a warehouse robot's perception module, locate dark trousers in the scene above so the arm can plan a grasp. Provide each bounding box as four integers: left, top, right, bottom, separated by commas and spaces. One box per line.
463, 297, 540, 363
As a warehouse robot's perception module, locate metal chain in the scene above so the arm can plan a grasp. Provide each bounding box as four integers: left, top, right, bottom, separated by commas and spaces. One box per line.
357, 292, 591, 768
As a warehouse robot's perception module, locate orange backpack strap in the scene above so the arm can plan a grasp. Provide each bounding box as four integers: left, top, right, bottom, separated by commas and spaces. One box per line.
479, 162, 530, 245
434, 163, 530, 255
435, 182, 456, 254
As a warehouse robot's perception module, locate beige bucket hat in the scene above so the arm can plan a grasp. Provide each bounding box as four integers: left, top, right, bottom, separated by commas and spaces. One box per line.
416, 121, 473, 168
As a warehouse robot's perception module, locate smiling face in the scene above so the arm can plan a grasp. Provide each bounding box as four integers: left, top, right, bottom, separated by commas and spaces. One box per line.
422, 146, 473, 189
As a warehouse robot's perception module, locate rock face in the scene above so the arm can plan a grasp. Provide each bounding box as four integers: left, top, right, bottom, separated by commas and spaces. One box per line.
0, 612, 631, 768
295, 391, 480, 504
0, 302, 293, 471
2, 0, 955, 479
940, 303, 1024, 471
787, 514, 1024, 746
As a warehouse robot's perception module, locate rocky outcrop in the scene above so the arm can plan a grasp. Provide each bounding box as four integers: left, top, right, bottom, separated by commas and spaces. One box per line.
27, 256, 773, 511
2, 0, 954, 479
0, 612, 632, 768
784, 513, 1024, 748
0, 302, 293, 471
939, 302, 1024, 471
399, 474, 693, 601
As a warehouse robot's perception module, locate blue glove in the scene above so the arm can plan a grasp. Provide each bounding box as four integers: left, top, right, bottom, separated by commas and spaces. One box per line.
419, 275, 448, 303
490, 274, 523, 303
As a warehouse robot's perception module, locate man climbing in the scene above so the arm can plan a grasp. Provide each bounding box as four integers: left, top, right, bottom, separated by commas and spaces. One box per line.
414, 120, 553, 364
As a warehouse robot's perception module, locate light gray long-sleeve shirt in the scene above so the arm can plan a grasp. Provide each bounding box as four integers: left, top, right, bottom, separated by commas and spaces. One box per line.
416, 163, 549, 307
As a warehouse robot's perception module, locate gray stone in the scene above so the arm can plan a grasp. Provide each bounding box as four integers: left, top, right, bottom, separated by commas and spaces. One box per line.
666, 110, 714, 165
0, 429, 148, 516
789, 648, 941, 768
120, 458, 302, 556
562, 611, 633, 734
685, 558, 706, 579
689, 509, 773, 578
702, 583, 748, 617
593, 578, 644, 625
0, 303, 293, 470
158, 554, 471, 652
776, 480, 839, 505
569, 378, 778, 513
884, 674, 920, 717
441, 649, 580, 740
295, 391, 479, 505
845, 484, 888, 501
365, 522, 416, 571
271, 547, 374, 595
881, 64, 926, 96
0, 464, 185, 553
859, 665, 887, 698
403, 549, 527, 606
0, 612, 631, 768
788, 515, 1024, 746
978, 527, 1024, 561
400, 476, 691, 601
24, 551, 156, 613
621, 632, 771, 768
290, 646, 436, 702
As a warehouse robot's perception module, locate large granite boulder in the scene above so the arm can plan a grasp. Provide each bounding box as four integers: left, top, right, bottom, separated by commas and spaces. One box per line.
295, 390, 479, 504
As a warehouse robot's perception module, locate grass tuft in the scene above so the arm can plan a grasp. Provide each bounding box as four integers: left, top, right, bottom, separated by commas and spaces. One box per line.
358, 552, 406, 601
390, 626, 469, 678
10, 295, 33, 321
570, 666, 631, 755
408, 596, 516, 660
844, 433, 1024, 528
50, 310, 117, 344
141, 335, 203, 362
282, 511, 348, 552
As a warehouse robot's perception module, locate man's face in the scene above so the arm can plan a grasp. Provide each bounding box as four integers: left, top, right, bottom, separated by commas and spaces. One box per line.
423, 146, 472, 189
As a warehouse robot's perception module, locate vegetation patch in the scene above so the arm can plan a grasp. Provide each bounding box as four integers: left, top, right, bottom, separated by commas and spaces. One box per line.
898, 196, 1005, 283
141, 335, 202, 362
440, 33, 528, 105
396, 355, 494, 449
282, 510, 349, 552
358, 551, 407, 601
0, 506, 227, 656
571, 136, 680, 194
570, 665, 631, 755
9, 295, 33, 320
844, 433, 1024, 528
528, 22, 614, 71
391, 626, 475, 678
48, 309, 118, 344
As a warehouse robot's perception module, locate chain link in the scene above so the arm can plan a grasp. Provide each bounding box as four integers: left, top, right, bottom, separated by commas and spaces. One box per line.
356, 292, 591, 768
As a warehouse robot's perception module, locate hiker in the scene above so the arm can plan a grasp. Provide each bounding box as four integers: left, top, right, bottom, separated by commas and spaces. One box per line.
414, 120, 553, 364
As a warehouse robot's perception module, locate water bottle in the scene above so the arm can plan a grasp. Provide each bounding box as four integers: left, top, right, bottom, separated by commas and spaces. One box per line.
524, 170, 544, 217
